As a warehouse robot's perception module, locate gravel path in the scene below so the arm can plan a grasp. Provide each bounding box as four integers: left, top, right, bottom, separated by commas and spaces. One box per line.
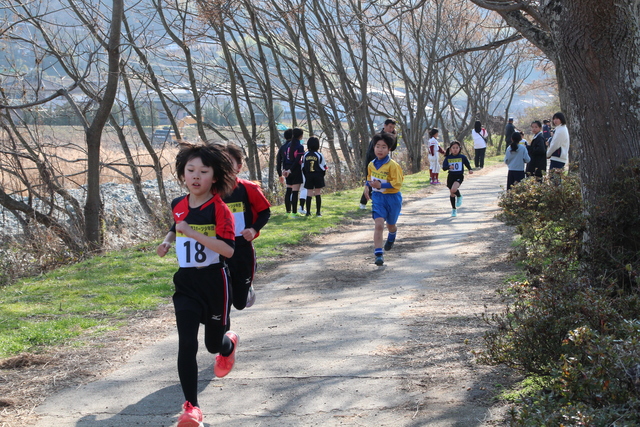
11, 165, 518, 427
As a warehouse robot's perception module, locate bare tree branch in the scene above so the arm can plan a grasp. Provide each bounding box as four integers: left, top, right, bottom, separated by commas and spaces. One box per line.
437, 33, 523, 62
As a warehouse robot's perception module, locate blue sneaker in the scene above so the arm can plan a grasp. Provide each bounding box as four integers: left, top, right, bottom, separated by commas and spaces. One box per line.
384, 240, 394, 251
456, 195, 463, 207
451, 209, 457, 217
375, 255, 384, 266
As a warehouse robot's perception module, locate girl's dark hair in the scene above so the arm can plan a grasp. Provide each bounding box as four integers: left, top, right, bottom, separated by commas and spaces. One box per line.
283, 128, 293, 141
552, 111, 566, 125
532, 120, 542, 128
510, 132, 521, 152
175, 142, 236, 198
306, 136, 320, 152
474, 120, 482, 133
223, 143, 243, 165
445, 140, 461, 156
429, 128, 439, 137
292, 127, 304, 140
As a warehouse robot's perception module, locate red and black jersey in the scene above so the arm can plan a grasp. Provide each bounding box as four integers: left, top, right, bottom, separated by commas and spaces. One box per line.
170, 193, 235, 268
223, 178, 271, 242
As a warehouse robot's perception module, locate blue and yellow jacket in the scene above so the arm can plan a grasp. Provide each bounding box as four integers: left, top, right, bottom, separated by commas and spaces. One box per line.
367, 155, 403, 194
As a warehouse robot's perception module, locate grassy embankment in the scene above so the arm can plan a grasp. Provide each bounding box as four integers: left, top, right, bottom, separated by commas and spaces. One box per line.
0, 157, 504, 359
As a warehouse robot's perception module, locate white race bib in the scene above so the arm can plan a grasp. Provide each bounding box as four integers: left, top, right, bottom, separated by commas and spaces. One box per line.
370, 170, 388, 193
448, 158, 463, 172
226, 201, 246, 236
175, 224, 220, 267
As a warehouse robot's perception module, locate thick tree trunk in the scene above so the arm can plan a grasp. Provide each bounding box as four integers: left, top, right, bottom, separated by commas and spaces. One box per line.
477, 0, 640, 218
549, 1, 640, 211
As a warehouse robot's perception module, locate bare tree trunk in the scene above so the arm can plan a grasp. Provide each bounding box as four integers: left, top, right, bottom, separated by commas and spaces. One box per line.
107, 108, 162, 228
84, 0, 123, 251
245, 2, 278, 187
298, 13, 344, 187
119, 62, 171, 221
214, 24, 261, 180
154, 0, 208, 142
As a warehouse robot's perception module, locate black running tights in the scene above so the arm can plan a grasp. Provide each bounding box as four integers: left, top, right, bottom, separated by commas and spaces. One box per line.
450, 191, 460, 209
175, 310, 232, 406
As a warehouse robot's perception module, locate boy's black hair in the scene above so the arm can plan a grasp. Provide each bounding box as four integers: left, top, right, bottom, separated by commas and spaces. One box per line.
543, 119, 550, 124
175, 142, 236, 198
292, 127, 304, 140
445, 140, 462, 156
531, 120, 542, 128
552, 111, 567, 125
372, 132, 394, 150
474, 120, 482, 133
223, 143, 243, 165
306, 136, 320, 152
429, 128, 439, 137
384, 118, 396, 126
283, 128, 293, 141
510, 132, 521, 152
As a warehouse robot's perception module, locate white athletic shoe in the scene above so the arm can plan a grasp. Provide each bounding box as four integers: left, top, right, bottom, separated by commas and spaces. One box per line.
298, 206, 306, 215
359, 203, 367, 210
245, 286, 256, 308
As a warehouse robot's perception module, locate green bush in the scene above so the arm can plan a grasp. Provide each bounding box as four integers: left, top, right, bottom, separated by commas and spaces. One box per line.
482, 280, 640, 375
487, 161, 640, 424
513, 322, 640, 426
496, 173, 584, 279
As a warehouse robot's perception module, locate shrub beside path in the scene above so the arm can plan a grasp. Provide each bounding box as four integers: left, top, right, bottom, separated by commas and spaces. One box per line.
30, 165, 518, 427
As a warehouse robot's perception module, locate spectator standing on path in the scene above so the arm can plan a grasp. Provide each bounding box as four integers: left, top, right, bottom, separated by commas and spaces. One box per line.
427, 128, 445, 185
443, 140, 474, 217
363, 133, 404, 266
302, 136, 328, 217
283, 128, 306, 218
505, 132, 531, 190
277, 129, 293, 214
221, 143, 271, 310
156, 143, 239, 427
471, 120, 488, 169
360, 118, 398, 209
505, 117, 516, 146
547, 112, 570, 171
526, 120, 547, 180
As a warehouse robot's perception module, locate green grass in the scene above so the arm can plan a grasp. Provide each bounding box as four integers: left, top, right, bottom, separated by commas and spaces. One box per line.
498, 375, 552, 402
0, 162, 503, 359
0, 245, 176, 358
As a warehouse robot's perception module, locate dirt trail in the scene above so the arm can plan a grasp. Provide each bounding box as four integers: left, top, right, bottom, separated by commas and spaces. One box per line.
4, 165, 518, 427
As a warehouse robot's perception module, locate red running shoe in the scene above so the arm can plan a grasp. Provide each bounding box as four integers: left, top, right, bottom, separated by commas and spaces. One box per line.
214, 331, 239, 378
177, 401, 203, 427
